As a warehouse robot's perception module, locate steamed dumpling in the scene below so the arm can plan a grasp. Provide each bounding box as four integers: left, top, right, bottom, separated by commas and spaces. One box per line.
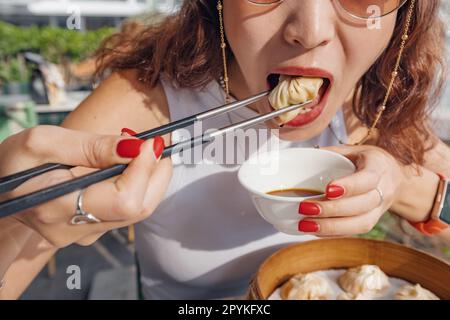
280, 273, 334, 300
337, 292, 369, 300
338, 265, 390, 298
395, 284, 439, 300
268, 76, 323, 124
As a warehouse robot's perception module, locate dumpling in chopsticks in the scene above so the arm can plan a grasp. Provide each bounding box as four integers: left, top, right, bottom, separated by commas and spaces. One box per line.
280, 273, 334, 300
338, 265, 390, 298
395, 284, 439, 300
268, 76, 323, 124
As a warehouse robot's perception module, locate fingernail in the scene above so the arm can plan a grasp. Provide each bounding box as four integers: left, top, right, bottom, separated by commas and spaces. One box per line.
298, 202, 321, 216
326, 184, 345, 199
121, 128, 137, 136
153, 136, 165, 159
117, 139, 144, 158
298, 220, 320, 233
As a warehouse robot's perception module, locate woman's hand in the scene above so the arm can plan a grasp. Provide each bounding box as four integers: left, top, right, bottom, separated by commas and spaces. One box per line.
0, 125, 169, 248
297, 145, 408, 236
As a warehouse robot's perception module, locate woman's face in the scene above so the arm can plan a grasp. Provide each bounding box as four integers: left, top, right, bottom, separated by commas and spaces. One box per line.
224, 0, 398, 141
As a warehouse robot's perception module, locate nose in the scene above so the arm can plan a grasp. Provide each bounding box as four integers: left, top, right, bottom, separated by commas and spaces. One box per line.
282, 0, 336, 50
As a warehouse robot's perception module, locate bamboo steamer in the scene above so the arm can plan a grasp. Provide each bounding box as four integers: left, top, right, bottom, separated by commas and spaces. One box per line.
248, 238, 450, 300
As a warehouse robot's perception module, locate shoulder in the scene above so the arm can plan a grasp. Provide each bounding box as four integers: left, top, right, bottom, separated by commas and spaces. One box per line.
63, 69, 170, 136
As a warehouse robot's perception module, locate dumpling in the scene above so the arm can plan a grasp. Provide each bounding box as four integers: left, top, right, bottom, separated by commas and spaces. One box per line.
280, 273, 334, 300
268, 76, 323, 124
337, 292, 369, 300
338, 265, 390, 298
395, 284, 439, 300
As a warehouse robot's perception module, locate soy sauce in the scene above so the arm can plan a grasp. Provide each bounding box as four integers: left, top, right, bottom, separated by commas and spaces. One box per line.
267, 188, 323, 197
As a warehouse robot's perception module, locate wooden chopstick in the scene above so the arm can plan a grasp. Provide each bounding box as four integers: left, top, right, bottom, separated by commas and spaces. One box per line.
0, 91, 269, 194
0, 100, 311, 218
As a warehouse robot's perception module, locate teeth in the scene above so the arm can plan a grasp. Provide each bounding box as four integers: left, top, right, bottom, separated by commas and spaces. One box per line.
298, 106, 314, 114
299, 107, 311, 114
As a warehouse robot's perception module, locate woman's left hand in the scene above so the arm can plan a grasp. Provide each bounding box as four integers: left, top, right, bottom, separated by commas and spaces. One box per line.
297, 145, 406, 236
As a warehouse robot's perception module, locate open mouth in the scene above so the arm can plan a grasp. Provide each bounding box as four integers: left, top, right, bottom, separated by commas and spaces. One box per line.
267, 72, 332, 127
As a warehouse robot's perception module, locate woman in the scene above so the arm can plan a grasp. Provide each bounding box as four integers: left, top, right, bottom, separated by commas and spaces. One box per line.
62, 0, 450, 299
0, 126, 164, 299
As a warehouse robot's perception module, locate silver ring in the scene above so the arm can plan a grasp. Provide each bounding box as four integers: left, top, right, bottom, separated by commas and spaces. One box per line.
375, 187, 384, 207
70, 190, 101, 225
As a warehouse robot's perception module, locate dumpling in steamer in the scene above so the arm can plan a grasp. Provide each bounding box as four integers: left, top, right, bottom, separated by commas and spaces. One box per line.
395, 284, 439, 300
337, 292, 368, 300
338, 265, 390, 298
280, 273, 334, 300
268, 76, 323, 124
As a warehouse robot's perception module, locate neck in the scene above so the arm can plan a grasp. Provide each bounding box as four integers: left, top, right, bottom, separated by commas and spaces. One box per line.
342, 88, 372, 145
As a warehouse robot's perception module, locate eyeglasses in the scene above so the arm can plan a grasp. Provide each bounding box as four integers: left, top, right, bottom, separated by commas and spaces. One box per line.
246, 0, 409, 19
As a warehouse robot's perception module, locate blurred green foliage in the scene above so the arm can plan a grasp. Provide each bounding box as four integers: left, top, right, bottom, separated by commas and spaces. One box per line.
0, 21, 114, 83
442, 247, 450, 260
0, 21, 114, 62
359, 213, 392, 241
0, 57, 31, 85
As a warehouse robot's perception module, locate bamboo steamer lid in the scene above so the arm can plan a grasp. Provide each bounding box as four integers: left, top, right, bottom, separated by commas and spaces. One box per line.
248, 238, 450, 300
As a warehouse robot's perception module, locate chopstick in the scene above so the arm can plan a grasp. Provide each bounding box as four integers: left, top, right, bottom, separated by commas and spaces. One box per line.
0, 91, 269, 194
0, 100, 311, 218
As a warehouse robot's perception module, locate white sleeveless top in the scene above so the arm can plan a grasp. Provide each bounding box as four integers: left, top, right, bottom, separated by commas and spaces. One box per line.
135, 77, 348, 300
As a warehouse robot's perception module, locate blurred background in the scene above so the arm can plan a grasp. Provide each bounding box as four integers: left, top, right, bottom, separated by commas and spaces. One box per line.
0, 0, 449, 299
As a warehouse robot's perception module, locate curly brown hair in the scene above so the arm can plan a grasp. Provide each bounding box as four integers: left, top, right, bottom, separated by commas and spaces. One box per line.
95, 0, 447, 165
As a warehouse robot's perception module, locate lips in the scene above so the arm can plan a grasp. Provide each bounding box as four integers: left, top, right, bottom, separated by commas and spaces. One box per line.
267, 67, 333, 127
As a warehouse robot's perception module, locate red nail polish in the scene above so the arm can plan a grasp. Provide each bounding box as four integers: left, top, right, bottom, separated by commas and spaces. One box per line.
299, 202, 321, 216
121, 128, 137, 136
153, 136, 165, 159
117, 139, 144, 158
326, 184, 345, 199
298, 220, 319, 233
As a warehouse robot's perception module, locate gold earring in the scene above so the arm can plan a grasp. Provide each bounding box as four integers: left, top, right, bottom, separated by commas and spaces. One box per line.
356, 0, 416, 145
217, 0, 231, 103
